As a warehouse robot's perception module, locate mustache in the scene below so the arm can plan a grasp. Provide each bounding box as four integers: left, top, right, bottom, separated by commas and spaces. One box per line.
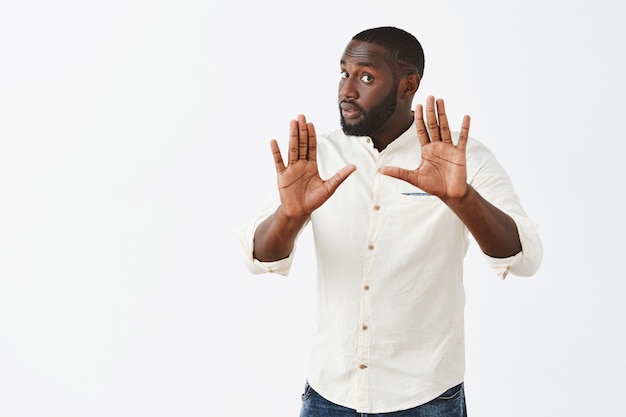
339, 100, 363, 112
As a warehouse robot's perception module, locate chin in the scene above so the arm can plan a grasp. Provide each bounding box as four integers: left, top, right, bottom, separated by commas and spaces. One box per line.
340, 118, 363, 137
342, 128, 368, 137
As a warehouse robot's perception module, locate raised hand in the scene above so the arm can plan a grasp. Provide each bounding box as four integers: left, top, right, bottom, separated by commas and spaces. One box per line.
271, 114, 356, 219
379, 96, 470, 200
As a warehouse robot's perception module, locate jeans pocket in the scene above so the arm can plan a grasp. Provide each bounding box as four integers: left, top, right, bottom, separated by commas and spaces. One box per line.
301, 381, 313, 401
434, 383, 463, 401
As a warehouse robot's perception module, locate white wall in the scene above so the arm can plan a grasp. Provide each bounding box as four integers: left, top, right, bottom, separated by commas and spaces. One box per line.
1, 1, 624, 415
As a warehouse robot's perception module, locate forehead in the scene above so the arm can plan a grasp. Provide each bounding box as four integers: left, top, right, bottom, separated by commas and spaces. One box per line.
340, 40, 392, 70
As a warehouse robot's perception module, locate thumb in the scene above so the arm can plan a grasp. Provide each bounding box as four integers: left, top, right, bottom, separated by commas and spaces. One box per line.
325, 164, 357, 193
378, 166, 412, 182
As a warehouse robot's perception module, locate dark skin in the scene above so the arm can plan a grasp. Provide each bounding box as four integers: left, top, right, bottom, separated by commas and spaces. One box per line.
253, 40, 522, 262
338, 41, 415, 151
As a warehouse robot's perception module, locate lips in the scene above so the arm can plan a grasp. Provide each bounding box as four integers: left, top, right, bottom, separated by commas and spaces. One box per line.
340, 102, 362, 119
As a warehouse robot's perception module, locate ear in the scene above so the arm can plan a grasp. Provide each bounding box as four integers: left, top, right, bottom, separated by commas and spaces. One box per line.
400, 74, 420, 98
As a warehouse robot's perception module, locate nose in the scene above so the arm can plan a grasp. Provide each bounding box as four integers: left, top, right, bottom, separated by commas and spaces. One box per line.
339, 77, 357, 101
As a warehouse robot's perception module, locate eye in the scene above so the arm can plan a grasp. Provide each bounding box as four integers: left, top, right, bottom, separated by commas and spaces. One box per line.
340, 71, 349, 79
360, 74, 374, 83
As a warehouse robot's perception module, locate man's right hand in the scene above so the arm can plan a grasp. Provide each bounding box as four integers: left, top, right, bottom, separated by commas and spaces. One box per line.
253, 115, 355, 263
271, 114, 356, 220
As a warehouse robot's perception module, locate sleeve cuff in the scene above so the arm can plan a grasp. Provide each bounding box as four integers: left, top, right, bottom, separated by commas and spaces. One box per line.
237, 210, 300, 276
483, 213, 543, 279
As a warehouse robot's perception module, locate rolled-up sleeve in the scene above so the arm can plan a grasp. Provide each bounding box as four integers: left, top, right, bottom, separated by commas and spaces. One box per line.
467, 138, 543, 279
483, 212, 543, 278
237, 197, 309, 276
237, 214, 296, 276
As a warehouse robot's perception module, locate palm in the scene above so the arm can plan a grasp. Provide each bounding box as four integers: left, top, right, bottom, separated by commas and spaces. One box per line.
413, 141, 467, 198
276, 159, 333, 217
380, 96, 471, 200
271, 115, 355, 219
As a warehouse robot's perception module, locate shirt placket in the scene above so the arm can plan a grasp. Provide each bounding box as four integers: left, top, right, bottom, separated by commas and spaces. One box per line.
354, 139, 381, 411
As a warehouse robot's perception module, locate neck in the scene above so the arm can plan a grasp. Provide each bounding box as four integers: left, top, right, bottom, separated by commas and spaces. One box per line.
370, 111, 414, 152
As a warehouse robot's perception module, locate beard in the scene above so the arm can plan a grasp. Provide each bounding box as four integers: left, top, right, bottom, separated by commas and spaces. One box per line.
340, 83, 398, 137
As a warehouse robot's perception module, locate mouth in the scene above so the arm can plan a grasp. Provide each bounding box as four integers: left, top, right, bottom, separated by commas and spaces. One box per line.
340, 102, 362, 120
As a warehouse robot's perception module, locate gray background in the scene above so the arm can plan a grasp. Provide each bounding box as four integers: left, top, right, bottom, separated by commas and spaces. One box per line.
1, 1, 623, 415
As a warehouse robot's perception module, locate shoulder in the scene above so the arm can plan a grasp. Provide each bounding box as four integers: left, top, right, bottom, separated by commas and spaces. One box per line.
317, 128, 347, 143
450, 131, 491, 152
316, 128, 352, 152
451, 133, 509, 182
453, 133, 498, 161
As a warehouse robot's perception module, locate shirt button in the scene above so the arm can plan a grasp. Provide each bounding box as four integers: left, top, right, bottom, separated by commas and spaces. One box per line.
366, 138, 371, 144
367, 244, 374, 250
359, 364, 368, 370
373, 204, 381, 211
503, 265, 511, 279
362, 325, 368, 331
364, 285, 370, 291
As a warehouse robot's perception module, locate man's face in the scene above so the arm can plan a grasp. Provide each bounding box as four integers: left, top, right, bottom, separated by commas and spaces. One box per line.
338, 40, 399, 137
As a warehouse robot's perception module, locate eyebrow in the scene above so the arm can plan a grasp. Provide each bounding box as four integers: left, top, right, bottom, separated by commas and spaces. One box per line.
340, 59, 376, 68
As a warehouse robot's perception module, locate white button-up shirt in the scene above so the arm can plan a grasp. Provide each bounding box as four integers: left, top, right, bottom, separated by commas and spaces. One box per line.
238, 123, 542, 413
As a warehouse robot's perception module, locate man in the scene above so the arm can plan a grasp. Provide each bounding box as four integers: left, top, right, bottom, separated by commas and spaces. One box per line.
238, 26, 542, 416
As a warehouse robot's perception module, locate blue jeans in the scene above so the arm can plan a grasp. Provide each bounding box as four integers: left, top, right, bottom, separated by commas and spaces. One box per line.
299, 382, 467, 417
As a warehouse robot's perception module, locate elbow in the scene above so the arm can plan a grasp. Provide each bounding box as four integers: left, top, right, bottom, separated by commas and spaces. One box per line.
510, 238, 543, 277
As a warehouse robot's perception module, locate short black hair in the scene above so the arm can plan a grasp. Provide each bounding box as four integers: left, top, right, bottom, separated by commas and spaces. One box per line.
352, 26, 425, 79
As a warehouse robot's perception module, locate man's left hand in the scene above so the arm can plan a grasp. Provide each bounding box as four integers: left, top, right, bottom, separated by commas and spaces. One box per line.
379, 95, 471, 202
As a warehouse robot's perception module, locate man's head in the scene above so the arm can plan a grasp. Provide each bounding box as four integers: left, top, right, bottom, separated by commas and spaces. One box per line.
352, 26, 425, 79
339, 27, 424, 144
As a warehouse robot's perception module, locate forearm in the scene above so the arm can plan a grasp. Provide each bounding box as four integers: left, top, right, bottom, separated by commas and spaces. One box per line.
253, 206, 309, 262
444, 185, 522, 258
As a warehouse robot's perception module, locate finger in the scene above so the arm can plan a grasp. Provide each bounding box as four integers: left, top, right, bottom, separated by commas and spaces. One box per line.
307, 122, 317, 162
297, 114, 309, 160
436, 98, 452, 143
270, 139, 286, 174
414, 103, 430, 147
288, 119, 299, 165
457, 115, 471, 152
378, 165, 413, 183
425, 95, 441, 141
325, 164, 357, 194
